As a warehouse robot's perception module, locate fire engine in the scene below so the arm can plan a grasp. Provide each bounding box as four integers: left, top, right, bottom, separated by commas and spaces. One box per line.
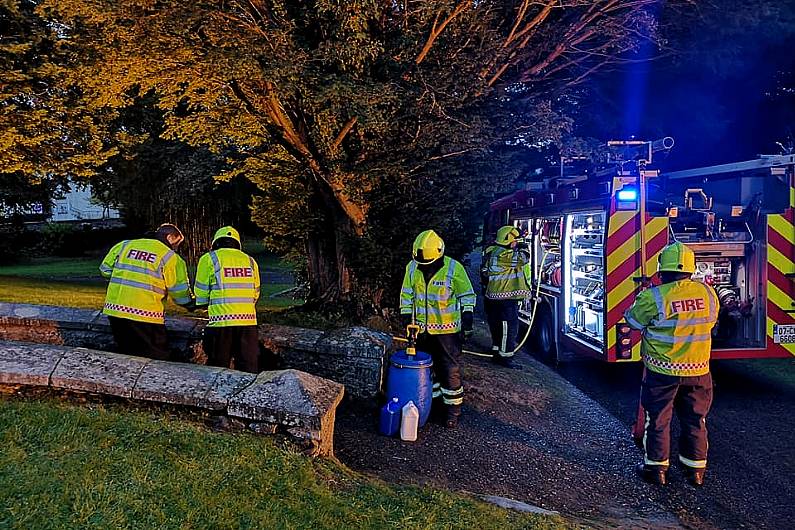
485, 139, 795, 363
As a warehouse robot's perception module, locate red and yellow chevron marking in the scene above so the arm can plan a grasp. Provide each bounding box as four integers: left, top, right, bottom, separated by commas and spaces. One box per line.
766, 208, 795, 357
604, 183, 669, 361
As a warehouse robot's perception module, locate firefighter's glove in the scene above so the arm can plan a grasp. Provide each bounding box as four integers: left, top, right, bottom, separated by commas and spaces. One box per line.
399, 313, 413, 330
182, 300, 197, 312
461, 311, 474, 340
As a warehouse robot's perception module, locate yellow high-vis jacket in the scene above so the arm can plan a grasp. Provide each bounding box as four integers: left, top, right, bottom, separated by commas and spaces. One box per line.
400, 256, 476, 334
100, 238, 193, 324
194, 248, 260, 327
484, 246, 531, 300
624, 279, 719, 376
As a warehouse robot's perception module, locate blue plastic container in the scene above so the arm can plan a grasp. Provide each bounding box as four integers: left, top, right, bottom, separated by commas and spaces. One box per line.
384, 349, 433, 427
378, 397, 401, 436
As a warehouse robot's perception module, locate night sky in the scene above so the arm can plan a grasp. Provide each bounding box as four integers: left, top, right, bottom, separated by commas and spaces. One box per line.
576, 0, 795, 171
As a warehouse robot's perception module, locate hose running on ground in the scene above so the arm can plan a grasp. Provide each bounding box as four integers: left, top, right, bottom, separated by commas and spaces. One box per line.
504, 248, 549, 356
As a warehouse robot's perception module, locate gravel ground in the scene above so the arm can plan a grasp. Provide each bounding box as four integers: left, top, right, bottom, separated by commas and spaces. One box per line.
557, 356, 795, 530
335, 329, 685, 529
335, 254, 793, 528
335, 329, 794, 529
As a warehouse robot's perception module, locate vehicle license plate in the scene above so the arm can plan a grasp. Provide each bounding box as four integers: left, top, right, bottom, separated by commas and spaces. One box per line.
773, 324, 795, 344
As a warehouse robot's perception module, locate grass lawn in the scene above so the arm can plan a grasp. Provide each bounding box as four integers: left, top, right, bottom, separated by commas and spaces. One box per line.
0, 397, 563, 530
0, 276, 297, 314
0, 276, 109, 311
0, 257, 100, 280
0, 253, 300, 313
0, 252, 293, 280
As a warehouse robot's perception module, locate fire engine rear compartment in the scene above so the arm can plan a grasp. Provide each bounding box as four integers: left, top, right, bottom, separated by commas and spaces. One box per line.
662, 171, 786, 353
508, 173, 785, 360
490, 152, 794, 362
518, 202, 611, 359
563, 211, 606, 349
687, 238, 767, 351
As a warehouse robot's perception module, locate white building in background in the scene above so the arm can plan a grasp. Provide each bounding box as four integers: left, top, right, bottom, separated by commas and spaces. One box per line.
48, 182, 120, 222
0, 181, 122, 225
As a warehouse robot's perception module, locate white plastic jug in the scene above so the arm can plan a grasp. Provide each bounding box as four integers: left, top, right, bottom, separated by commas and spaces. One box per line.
400, 401, 419, 442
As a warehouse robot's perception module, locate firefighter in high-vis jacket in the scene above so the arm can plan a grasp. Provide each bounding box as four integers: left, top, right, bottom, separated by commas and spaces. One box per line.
482, 225, 531, 366
194, 226, 261, 373
400, 230, 476, 428
100, 223, 194, 360
479, 240, 497, 346
624, 241, 719, 487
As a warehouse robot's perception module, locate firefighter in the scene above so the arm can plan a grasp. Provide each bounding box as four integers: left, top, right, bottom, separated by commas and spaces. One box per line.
624, 241, 719, 487
479, 242, 497, 292
483, 225, 531, 366
479, 239, 498, 351
194, 226, 261, 373
100, 223, 194, 360
400, 230, 476, 428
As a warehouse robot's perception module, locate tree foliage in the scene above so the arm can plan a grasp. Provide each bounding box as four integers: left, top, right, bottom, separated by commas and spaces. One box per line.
0, 0, 116, 179
4, 0, 684, 314
91, 97, 258, 263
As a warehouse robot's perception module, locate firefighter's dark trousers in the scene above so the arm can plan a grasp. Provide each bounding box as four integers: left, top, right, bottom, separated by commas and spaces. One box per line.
641, 369, 713, 470
203, 325, 260, 373
485, 298, 519, 358
108, 316, 171, 360
417, 332, 464, 417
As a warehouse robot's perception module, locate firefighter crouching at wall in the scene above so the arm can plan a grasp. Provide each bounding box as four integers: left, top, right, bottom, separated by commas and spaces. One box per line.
624, 241, 719, 487
194, 227, 261, 373
100, 223, 194, 360
400, 230, 476, 428
482, 226, 531, 367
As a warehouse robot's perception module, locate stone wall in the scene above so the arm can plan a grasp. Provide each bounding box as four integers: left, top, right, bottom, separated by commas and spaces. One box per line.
259, 325, 391, 398
0, 302, 391, 398
0, 340, 343, 456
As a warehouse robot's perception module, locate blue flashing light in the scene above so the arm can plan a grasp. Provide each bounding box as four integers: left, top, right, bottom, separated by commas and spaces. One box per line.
617, 189, 638, 201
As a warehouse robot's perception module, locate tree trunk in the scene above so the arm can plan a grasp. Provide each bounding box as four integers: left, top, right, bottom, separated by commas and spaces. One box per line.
305, 190, 354, 304
306, 229, 341, 302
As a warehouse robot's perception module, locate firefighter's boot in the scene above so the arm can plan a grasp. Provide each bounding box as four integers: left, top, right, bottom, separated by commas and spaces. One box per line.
635, 463, 667, 485
679, 463, 705, 487
496, 355, 515, 368
445, 405, 461, 429
492, 348, 515, 368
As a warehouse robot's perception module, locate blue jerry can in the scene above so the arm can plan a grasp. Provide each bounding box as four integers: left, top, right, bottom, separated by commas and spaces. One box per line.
378, 397, 401, 436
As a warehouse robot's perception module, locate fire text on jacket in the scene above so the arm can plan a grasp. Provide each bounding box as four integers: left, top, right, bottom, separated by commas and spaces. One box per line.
670, 298, 706, 313
223, 267, 253, 278
127, 249, 158, 263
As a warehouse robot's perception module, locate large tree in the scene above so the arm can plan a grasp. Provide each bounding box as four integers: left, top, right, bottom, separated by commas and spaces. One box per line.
9, 0, 684, 312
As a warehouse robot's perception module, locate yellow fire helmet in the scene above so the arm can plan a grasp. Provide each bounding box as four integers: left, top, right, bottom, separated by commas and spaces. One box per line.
495, 225, 520, 246
658, 241, 696, 274
212, 226, 241, 246
412, 230, 445, 265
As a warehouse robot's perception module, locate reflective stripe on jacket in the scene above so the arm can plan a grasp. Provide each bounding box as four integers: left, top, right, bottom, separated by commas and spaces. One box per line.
485, 247, 531, 300
624, 279, 719, 376
194, 248, 260, 327
399, 256, 476, 335
100, 238, 192, 324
